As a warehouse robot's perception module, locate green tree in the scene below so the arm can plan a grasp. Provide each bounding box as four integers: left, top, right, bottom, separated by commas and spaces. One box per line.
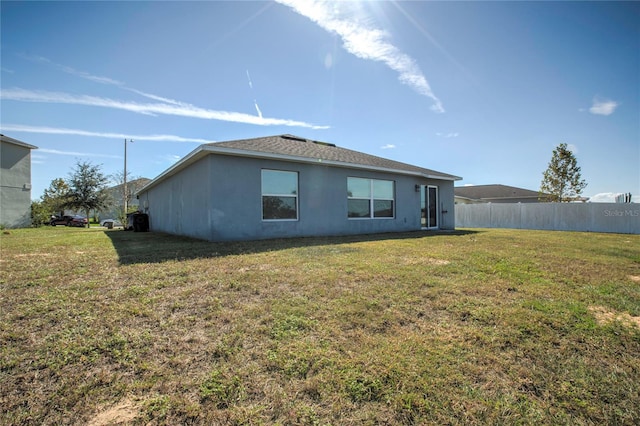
539, 143, 587, 202
65, 161, 112, 227
41, 178, 71, 217
30, 200, 49, 227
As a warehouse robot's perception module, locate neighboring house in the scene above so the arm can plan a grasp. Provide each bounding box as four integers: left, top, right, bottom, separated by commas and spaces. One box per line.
455, 184, 551, 204
98, 177, 151, 220
137, 134, 462, 241
0, 134, 38, 228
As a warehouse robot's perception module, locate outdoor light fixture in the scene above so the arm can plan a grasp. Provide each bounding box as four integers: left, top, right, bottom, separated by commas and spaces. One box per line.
415, 184, 421, 192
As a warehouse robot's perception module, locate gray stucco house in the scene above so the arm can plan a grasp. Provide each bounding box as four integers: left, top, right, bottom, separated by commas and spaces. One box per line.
137, 134, 461, 241
1, 134, 38, 228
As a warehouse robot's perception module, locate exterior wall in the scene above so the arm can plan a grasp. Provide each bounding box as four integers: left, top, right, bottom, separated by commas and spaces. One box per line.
139, 154, 456, 241
456, 203, 640, 234
0, 141, 33, 228
139, 158, 212, 240
437, 181, 456, 230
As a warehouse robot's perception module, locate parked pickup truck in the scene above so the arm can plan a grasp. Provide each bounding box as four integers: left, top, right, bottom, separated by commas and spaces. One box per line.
50, 215, 87, 227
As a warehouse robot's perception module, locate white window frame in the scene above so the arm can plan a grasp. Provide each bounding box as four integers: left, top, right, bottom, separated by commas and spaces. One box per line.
347, 177, 395, 219
261, 169, 299, 221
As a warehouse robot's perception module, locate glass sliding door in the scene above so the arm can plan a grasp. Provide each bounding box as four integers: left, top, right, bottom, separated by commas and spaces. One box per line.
420, 185, 439, 229
428, 186, 438, 228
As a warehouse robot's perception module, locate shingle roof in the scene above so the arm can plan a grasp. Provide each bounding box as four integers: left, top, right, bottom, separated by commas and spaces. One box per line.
139, 134, 460, 194
209, 134, 461, 180
454, 184, 542, 201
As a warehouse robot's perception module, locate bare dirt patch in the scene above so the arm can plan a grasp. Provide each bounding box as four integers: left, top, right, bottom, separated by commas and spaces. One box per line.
629, 275, 640, 283
589, 306, 640, 328
87, 398, 140, 426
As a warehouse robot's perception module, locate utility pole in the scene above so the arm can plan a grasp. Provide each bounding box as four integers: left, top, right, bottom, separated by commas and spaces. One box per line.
124, 139, 133, 216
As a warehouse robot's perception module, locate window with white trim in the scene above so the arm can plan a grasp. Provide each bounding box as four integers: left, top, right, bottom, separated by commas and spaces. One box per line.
347, 177, 394, 218
262, 170, 298, 220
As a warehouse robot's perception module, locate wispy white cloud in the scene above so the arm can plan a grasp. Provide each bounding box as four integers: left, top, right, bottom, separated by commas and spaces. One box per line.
1, 124, 214, 143
31, 153, 46, 165
275, 0, 444, 113
19, 55, 314, 125
246, 69, 253, 89
38, 148, 122, 159
254, 101, 263, 118
380, 144, 396, 149
588, 192, 617, 203
390, 2, 474, 85
247, 69, 264, 118
124, 88, 186, 106
161, 154, 182, 164
589, 98, 619, 116
22, 53, 125, 86
63, 67, 122, 86
22, 54, 206, 106
436, 132, 459, 138
1, 88, 329, 129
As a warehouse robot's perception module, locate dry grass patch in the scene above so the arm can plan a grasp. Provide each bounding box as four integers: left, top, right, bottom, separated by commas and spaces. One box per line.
87, 398, 140, 426
589, 305, 640, 328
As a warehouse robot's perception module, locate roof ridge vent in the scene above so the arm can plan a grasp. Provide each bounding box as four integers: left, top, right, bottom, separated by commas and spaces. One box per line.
311, 139, 336, 148
281, 134, 307, 142
280, 134, 336, 148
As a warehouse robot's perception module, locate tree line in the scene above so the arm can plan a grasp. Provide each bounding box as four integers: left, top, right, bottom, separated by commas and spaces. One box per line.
31, 160, 139, 227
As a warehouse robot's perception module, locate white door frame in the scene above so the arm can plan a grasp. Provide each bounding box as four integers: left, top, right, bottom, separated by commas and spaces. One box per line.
420, 185, 439, 230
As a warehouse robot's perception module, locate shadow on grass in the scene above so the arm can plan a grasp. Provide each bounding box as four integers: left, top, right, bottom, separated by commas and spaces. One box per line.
105, 229, 480, 265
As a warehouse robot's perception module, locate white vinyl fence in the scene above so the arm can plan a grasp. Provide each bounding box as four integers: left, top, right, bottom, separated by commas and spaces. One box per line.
455, 203, 639, 234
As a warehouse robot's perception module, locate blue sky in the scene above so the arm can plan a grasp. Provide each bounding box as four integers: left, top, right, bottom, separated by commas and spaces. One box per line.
1, 1, 638, 202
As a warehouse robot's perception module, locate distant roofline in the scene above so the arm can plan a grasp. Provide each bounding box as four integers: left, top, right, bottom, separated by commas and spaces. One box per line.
1, 134, 38, 150
455, 184, 548, 200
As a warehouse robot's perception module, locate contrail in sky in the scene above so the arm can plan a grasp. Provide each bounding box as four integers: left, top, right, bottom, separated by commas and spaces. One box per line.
37, 148, 122, 159
15, 54, 326, 128
21, 54, 186, 106
254, 101, 263, 118
1, 88, 329, 129
246, 69, 253, 89
246, 69, 264, 118
275, 0, 444, 113
1, 124, 214, 143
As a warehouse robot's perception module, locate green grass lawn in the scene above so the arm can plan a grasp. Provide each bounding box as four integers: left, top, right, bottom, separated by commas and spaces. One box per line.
1, 227, 639, 425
